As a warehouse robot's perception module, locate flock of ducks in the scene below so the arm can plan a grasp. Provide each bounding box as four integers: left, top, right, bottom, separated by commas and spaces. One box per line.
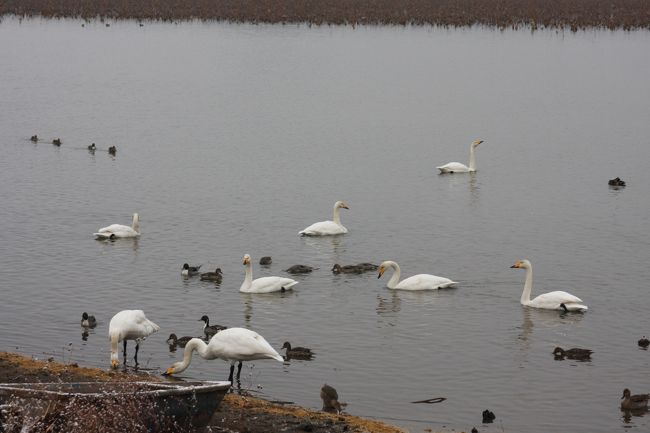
29, 134, 117, 154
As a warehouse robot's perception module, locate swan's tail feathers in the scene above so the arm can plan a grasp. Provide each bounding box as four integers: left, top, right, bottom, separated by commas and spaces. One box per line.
284, 280, 299, 290
440, 281, 458, 288
562, 303, 588, 312
145, 320, 161, 335
270, 353, 284, 362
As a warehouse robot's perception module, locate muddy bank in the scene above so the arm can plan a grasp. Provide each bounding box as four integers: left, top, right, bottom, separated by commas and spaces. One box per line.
0, 352, 406, 433
2, 0, 650, 30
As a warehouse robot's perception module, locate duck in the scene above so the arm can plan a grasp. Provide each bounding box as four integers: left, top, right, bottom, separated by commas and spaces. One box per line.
482, 409, 496, 423
181, 263, 202, 277
378, 260, 457, 290
621, 388, 649, 411
108, 145, 117, 155
437, 139, 483, 173
30, 135, 38, 142
87, 143, 96, 151
52, 138, 62, 146
285, 265, 315, 274
552, 346, 593, 360
321, 384, 343, 413
299, 201, 349, 236
80, 312, 97, 328
200, 268, 223, 282
331, 264, 363, 274
281, 341, 313, 359
259, 256, 272, 265
638, 336, 649, 348
198, 315, 227, 338
240, 254, 298, 293
511, 260, 588, 311
608, 177, 626, 187
108, 310, 159, 368
94, 213, 140, 239
167, 333, 193, 348
164, 327, 284, 383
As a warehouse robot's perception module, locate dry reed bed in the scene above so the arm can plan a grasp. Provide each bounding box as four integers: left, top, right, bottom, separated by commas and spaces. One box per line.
2, 0, 650, 30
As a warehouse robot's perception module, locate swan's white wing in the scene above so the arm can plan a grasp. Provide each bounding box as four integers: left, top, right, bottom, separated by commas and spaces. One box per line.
97, 224, 131, 233
109, 310, 159, 340
437, 162, 469, 173
530, 291, 586, 310
241, 276, 298, 293
299, 221, 347, 236
95, 223, 138, 238
211, 328, 283, 362
395, 274, 457, 290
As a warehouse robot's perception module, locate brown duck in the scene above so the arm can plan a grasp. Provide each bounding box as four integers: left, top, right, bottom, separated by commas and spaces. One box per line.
621, 388, 649, 411
553, 346, 592, 360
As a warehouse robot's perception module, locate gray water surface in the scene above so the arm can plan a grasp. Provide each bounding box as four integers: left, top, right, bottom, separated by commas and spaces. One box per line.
1, 18, 650, 433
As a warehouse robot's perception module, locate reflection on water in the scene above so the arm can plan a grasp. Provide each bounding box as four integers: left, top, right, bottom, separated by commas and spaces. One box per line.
376, 292, 402, 316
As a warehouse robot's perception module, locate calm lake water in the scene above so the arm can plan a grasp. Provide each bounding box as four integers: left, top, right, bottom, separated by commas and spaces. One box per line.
1, 17, 650, 433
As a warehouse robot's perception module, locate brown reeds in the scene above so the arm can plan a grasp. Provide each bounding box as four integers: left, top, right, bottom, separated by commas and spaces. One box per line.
1, 0, 649, 30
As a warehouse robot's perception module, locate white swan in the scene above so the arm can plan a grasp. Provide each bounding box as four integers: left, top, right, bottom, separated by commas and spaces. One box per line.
94, 213, 140, 239
511, 259, 588, 311
299, 201, 349, 236
378, 260, 457, 290
240, 254, 298, 293
437, 140, 484, 173
164, 327, 284, 383
108, 309, 160, 368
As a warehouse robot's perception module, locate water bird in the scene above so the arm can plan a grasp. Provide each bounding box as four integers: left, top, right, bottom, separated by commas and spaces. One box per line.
285, 265, 315, 274
638, 336, 650, 348
320, 384, 343, 413
240, 254, 298, 293
80, 312, 97, 328
331, 264, 363, 274
378, 260, 456, 290
167, 333, 193, 348
356, 262, 378, 271
281, 342, 313, 359
108, 145, 117, 155
511, 259, 588, 311
621, 388, 649, 411
299, 201, 349, 236
94, 213, 140, 239
200, 268, 223, 282
552, 346, 592, 360
259, 256, 272, 265
30, 135, 38, 142
437, 139, 483, 173
181, 263, 202, 277
198, 315, 227, 338
87, 143, 96, 151
164, 327, 283, 383
52, 138, 62, 146
608, 177, 626, 187
482, 409, 496, 423
108, 310, 159, 368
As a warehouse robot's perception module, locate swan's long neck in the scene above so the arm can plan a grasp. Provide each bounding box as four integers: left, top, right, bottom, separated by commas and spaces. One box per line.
132, 214, 140, 232
173, 338, 209, 373
242, 262, 253, 289
521, 265, 533, 305
468, 145, 477, 172
386, 262, 401, 289
332, 204, 342, 225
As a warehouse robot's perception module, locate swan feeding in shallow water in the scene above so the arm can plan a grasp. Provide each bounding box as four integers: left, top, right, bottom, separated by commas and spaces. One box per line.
94, 213, 140, 239
240, 254, 298, 293
108, 310, 159, 368
511, 259, 588, 312
437, 139, 483, 173
164, 327, 283, 383
378, 260, 457, 290
299, 201, 349, 236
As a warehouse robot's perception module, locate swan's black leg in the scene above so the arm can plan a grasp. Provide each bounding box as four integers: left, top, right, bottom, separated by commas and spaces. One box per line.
236, 361, 243, 380
134, 343, 140, 365
228, 364, 235, 383
123, 340, 127, 360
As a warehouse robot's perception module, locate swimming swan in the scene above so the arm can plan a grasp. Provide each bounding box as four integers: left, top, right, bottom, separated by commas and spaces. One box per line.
378, 260, 457, 290
94, 213, 140, 239
240, 254, 298, 293
299, 201, 349, 236
511, 259, 588, 312
437, 139, 483, 173
108, 309, 159, 368
164, 327, 283, 383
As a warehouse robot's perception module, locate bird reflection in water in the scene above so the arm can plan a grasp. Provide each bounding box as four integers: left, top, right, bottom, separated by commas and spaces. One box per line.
376, 293, 401, 316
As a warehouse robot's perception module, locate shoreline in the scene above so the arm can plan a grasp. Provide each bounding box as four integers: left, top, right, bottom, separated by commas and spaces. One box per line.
2, 0, 650, 31
0, 351, 407, 433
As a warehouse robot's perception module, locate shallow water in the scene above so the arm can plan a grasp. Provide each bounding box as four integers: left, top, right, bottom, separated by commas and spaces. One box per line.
1, 18, 650, 433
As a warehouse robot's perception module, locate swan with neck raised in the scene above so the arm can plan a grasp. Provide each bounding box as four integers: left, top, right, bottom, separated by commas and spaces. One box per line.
511, 259, 588, 311
109, 309, 159, 368
94, 213, 140, 239
164, 327, 283, 383
437, 140, 483, 173
240, 254, 298, 293
299, 201, 349, 236
378, 260, 457, 290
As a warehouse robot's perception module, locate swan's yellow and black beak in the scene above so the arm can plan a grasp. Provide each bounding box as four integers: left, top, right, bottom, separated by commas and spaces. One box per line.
243, 256, 250, 265
377, 266, 385, 278
340, 203, 349, 209
510, 261, 522, 269
111, 359, 119, 369
474, 139, 484, 146
164, 367, 174, 375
